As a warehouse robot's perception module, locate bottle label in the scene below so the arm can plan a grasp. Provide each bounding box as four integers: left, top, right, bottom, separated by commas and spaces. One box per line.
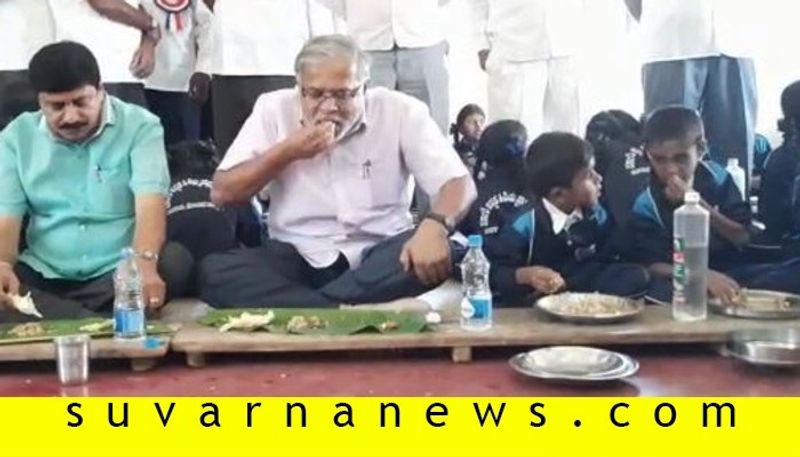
114, 308, 145, 337
673, 237, 686, 305
461, 296, 492, 320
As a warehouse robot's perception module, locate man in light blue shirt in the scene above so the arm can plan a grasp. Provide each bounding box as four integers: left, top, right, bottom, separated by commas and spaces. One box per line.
0, 41, 187, 322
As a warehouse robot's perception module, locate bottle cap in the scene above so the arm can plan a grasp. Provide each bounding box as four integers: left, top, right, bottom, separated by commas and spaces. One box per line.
468, 235, 483, 248
727, 158, 739, 167
685, 191, 701, 203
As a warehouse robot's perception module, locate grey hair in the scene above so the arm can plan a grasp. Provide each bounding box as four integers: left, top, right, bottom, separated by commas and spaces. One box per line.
294, 34, 370, 83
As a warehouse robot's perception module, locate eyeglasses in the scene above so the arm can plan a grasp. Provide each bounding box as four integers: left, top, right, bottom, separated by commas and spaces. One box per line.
301, 85, 363, 103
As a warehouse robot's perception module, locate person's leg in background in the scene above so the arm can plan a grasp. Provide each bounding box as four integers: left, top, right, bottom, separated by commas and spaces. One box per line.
211, 75, 295, 155
487, 57, 548, 138
144, 89, 188, 146
543, 56, 580, 134
365, 49, 398, 93
642, 58, 708, 116
104, 83, 147, 107
199, 86, 214, 141
158, 242, 195, 301
395, 42, 450, 133
701, 56, 758, 181
178, 93, 201, 143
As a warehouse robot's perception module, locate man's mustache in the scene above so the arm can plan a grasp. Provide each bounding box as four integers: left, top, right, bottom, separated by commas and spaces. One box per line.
58, 123, 88, 131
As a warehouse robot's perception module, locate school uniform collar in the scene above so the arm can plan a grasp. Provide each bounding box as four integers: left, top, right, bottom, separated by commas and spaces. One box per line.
542, 198, 583, 234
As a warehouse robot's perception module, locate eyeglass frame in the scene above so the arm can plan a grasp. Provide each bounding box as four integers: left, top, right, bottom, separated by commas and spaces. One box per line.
300, 84, 365, 104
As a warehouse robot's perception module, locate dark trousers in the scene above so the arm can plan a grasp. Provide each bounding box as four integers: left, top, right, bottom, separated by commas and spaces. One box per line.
144, 89, 200, 146
198, 231, 462, 308
646, 258, 800, 304
0, 70, 37, 129
104, 83, 147, 107
565, 262, 650, 298
643, 56, 757, 182
0, 243, 193, 323
211, 75, 295, 155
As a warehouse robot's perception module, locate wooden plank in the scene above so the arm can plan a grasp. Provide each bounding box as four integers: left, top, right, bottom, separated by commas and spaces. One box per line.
171, 306, 800, 358
451, 346, 472, 363
0, 336, 170, 365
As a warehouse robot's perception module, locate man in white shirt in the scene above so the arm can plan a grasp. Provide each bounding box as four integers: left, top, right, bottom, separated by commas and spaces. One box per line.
48, 0, 163, 106
470, 0, 582, 137
321, 0, 451, 133
141, 0, 214, 145
0, 0, 55, 128
208, 0, 342, 154
626, 0, 759, 181
199, 35, 476, 308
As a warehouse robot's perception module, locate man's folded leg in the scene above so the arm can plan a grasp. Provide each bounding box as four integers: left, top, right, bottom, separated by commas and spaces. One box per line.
197, 240, 335, 308
320, 231, 463, 305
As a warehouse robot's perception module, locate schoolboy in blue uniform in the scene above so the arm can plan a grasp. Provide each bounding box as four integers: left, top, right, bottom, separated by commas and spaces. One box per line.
759, 81, 800, 247
633, 106, 800, 304
485, 133, 650, 305
585, 110, 650, 231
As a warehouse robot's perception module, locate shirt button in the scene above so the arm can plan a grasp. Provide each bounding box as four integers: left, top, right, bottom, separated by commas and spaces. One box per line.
79, 225, 86, 232
82, 255, 88, 261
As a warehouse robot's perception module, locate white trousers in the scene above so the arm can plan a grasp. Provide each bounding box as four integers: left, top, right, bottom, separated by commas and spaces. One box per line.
486, 55, 580, 137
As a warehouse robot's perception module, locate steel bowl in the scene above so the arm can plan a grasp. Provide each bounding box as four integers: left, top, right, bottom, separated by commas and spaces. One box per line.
725, 328, 800, 367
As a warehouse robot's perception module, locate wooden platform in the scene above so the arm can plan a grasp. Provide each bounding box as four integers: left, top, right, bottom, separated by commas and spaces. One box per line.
170, 306, 800, 365
0, 336, 171, 372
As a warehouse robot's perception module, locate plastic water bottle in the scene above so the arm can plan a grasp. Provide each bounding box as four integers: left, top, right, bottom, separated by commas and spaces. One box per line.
673, 192, 709, 321
460, 235, 493, 331
113, 248, 146, 340
726, 158, 747, 200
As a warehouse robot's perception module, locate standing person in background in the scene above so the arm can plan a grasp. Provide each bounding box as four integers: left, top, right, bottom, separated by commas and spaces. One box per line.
321, 0, 452, 133
0, 0, 55, 129
49, 0, 163, 106
625, 0, 759, 182
141, 0, 214, 146
470, 0, 582, 137
209, 0, 342, 155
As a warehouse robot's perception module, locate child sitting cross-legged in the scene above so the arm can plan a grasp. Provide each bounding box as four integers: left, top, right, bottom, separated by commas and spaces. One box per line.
483, 132, 650, 306
633, 106, 800, 305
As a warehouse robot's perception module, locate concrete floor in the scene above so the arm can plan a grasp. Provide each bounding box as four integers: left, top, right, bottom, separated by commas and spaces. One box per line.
1, 345, 799, 397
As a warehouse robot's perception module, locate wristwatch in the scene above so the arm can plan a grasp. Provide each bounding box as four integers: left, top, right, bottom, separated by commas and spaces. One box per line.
144, 16, 160, 41
423, 212, 455, 235
137, 250, 160, 263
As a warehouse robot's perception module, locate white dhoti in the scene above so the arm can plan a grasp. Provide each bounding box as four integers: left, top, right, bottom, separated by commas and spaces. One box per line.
486, 55, 580, 137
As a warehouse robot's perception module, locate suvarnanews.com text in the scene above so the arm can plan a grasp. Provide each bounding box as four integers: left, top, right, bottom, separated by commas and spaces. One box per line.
62, 399, 737, 430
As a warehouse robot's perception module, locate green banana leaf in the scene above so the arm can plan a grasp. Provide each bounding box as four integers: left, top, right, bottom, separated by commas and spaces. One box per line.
199, 308, 430, 335
0, 318, 174, 345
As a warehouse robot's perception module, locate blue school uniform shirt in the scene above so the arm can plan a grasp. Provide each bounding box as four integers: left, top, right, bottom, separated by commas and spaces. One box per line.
632, 160, 751, 269
484, 198, 612, 302
458, 167, 529, 237
759, 141, 800, 243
